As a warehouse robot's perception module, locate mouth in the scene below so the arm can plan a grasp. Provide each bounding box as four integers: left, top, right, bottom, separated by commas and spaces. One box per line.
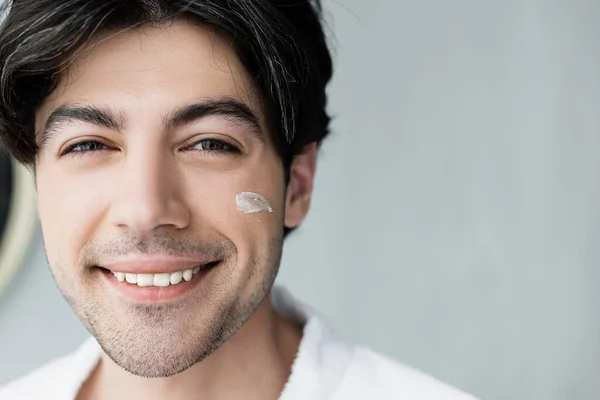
98, 261, 219, 303
98, 261, 219, 288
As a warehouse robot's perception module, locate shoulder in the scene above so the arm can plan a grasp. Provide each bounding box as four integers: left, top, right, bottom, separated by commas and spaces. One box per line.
334, 345, 478, 400
273, 287, 478, 400
0, 338, 100, 400
0, 354, 74, 399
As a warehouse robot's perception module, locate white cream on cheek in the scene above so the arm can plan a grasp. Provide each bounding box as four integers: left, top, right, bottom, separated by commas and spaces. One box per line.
236, 192, 274, 214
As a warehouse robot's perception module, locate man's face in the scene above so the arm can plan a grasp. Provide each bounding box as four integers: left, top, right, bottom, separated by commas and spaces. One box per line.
34, 20, 313, 377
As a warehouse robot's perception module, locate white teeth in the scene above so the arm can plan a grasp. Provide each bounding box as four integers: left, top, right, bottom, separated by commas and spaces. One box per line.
125, 273, 138, 284
113, 272, 125, 282
111, 266, 209, 287
183, 269, 193, 282
170, 271, 183, 285
137, 274, 154, 287
153, 273, 170, 287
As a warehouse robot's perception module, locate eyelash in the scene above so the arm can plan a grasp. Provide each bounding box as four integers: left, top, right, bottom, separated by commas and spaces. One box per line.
187, 138, 241, 154
60, 141, 110, 156
60, 138, 241, 157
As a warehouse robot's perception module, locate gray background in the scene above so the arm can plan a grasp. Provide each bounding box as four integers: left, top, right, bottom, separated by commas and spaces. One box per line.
1, 0, 599, 399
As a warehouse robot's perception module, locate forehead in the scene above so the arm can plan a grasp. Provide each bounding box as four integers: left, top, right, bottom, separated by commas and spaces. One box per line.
37, 19, 262, 127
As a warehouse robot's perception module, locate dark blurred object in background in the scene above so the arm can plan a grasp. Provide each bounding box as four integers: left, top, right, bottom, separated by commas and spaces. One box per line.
0, 149, 13, 242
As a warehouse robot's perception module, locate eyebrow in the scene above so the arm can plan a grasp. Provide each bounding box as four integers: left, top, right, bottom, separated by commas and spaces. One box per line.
38, 98, 264, 148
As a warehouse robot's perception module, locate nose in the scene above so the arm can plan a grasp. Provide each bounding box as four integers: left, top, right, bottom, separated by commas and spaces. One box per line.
108, 151, 190, 235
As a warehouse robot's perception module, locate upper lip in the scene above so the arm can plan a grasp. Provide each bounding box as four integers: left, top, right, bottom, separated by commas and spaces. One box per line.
101, 257, 214, 274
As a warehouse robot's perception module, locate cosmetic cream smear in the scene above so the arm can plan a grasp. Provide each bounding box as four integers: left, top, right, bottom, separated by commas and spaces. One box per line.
236, 192, 274, 214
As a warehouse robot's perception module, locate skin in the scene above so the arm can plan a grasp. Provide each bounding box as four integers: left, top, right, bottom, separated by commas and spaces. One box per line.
34, 20, 317, 400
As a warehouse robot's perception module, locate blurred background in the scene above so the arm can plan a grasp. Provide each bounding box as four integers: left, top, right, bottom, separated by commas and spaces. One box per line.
1, 0, 600, 399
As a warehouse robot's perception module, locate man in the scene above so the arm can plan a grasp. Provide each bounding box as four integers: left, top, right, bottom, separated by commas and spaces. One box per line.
0, 1, 477, 399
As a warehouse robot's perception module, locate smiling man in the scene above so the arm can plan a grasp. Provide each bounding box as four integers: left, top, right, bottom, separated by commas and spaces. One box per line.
0, 1, 476, 399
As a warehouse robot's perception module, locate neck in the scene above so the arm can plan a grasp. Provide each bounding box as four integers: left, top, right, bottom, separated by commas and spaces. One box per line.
78, 293, 303, 400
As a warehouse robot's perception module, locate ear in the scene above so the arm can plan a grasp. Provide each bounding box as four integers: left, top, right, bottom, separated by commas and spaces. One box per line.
284, 142, 317, 229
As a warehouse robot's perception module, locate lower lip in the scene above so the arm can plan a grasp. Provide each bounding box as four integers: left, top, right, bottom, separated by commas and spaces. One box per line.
100, 266, 215, 304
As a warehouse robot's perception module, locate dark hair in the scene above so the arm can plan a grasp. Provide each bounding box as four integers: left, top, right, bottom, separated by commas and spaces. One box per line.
0, 0, 333, 173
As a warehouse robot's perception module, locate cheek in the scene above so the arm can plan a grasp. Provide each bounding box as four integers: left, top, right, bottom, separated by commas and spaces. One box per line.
187, 156, 285, 257
36, 167, 108, 265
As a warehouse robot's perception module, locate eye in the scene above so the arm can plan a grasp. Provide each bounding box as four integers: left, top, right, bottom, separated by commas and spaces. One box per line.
190, 139, 240, 154
60, 140, 112, 156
